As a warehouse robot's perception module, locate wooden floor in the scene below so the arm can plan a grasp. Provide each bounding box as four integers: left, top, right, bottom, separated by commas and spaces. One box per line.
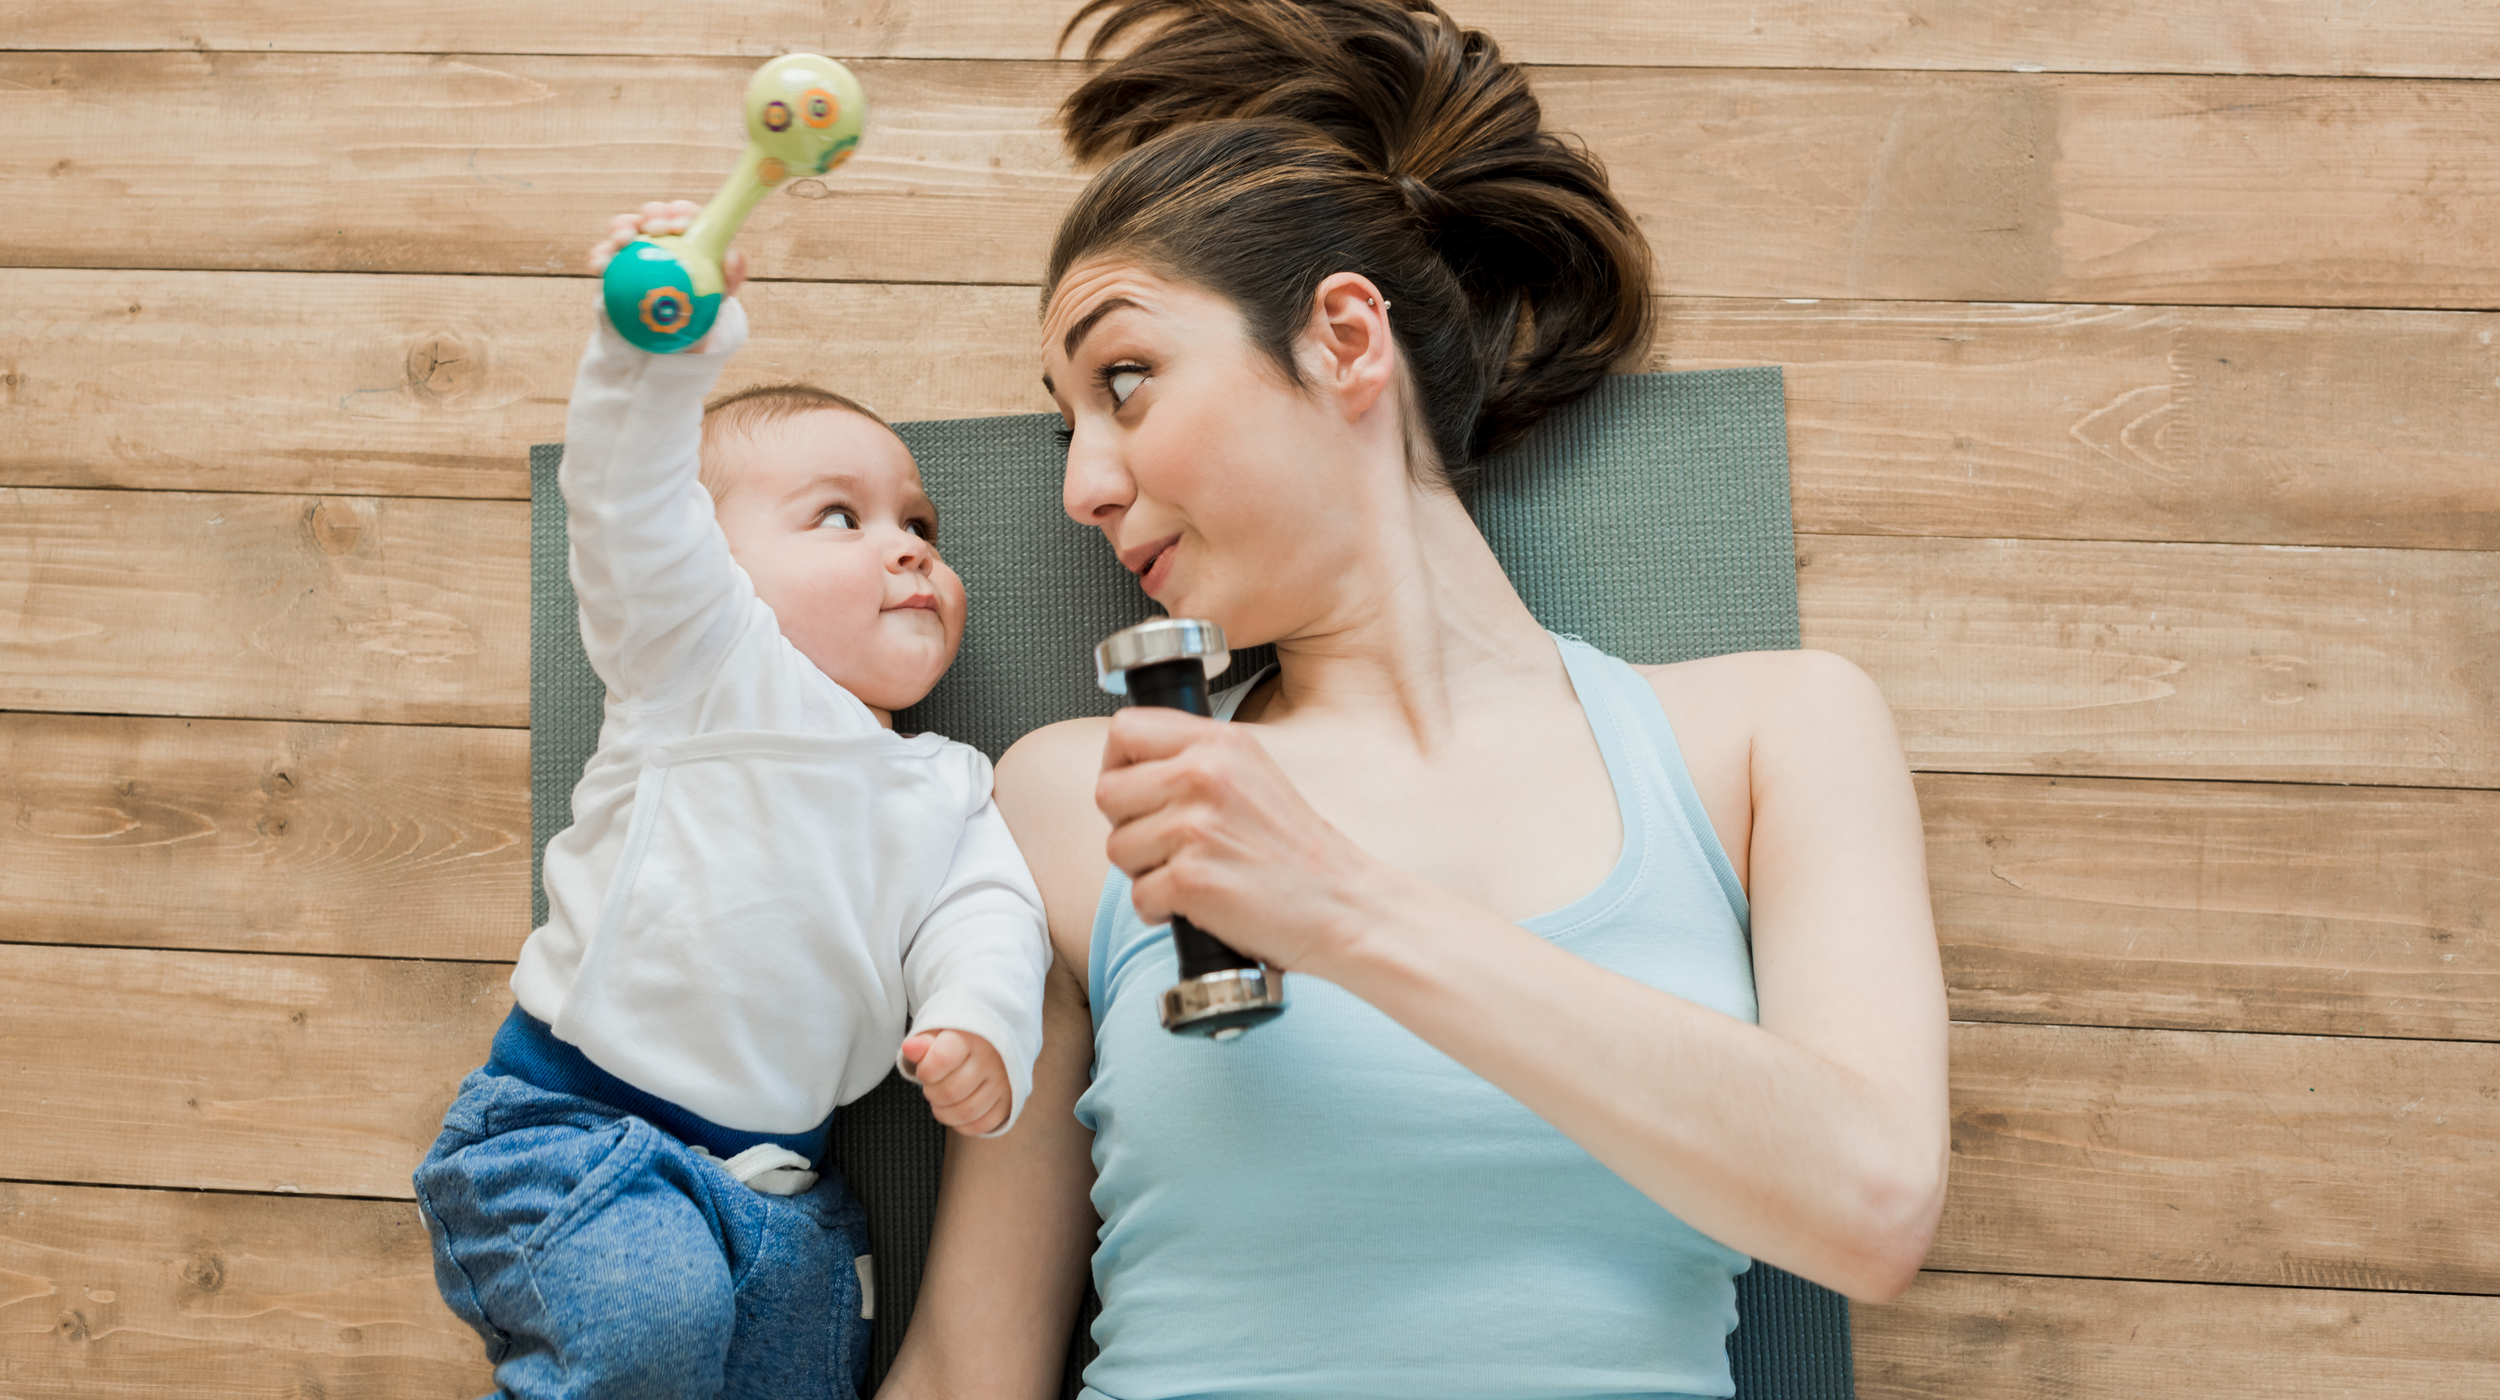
4, 3, 2495, 1394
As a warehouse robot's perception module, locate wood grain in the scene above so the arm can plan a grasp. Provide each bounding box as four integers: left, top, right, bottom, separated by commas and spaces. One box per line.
11, 268, 2497, 552
13, 946, 2495, 1298
1922, 774, 2500, 1043
0, 1181, 491, 1398
0, 945, 506, 1199
1802, 535, 2500, 789
1660, 298, 2500, 553
6, 1, 2494, 79
1857, 1270, 2500, 1400
0, 713, 527, 961
0, 487, 525, 727
1931, 1021, 2500, 1294
7, 55, 2497, 307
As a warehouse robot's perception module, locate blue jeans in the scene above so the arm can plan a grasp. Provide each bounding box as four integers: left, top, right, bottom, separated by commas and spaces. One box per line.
415, 1068, 872, 1400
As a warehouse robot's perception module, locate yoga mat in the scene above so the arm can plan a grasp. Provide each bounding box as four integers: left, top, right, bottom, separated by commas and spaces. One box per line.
528, 364, 1848, 1398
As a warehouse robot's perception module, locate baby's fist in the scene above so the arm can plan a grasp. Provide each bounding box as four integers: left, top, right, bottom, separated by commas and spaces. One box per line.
899, 1029, 1010, 1136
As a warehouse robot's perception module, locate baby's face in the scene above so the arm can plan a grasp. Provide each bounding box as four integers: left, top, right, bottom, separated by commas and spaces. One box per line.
710, 410, 966, 723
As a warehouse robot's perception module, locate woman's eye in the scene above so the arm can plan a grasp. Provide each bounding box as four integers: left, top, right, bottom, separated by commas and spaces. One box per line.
1109, 370, 1146, 406
817, 508, 858, 530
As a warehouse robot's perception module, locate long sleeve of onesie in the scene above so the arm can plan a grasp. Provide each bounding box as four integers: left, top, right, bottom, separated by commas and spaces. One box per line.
559, 299, 764, 709
900, 797, 1051, 1135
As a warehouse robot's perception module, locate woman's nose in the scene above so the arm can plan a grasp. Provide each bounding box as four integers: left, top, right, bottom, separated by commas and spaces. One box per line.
1061, 423, 1133, 528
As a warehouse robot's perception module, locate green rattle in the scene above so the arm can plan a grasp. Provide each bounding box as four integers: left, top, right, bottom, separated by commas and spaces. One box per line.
602, 54, 867, 353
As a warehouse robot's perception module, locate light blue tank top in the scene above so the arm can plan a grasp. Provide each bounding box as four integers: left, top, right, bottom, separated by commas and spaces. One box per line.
1076, 633, 1760, 1400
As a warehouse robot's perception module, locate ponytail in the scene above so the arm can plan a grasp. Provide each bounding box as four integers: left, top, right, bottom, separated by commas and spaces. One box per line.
1051, 0, 1652, 490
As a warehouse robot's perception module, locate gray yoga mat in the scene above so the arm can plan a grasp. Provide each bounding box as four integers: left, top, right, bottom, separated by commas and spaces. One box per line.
528, 364, 1848, 1398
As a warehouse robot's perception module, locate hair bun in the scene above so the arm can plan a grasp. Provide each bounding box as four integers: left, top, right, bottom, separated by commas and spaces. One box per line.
1055, 0, 1652, 481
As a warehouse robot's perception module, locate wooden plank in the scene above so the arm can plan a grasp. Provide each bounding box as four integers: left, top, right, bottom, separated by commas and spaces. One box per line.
0, 1181, 490, 1397
11, 270, 2496, 552
0, 268, 1049, 502
5, 1, 2494, 80
0, 713, 527, 962
6, 55, 2497, 308
1931, 1021, 2500, 1294
1802, 535, 2500, 789
14, 945, 2496, 1298
1927, 774, 2500, 1041
1662, 299, 2500, 553
1858, 1270, 2500, 1400
0, 487, 525, 727
1922, 774, 2500, 1043
0, 945, 506, 1199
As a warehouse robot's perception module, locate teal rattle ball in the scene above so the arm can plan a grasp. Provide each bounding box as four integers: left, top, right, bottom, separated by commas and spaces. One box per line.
603, 239, 720, 354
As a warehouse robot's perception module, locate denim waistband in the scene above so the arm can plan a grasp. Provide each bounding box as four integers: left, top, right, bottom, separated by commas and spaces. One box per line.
485, 1006, 833, 1163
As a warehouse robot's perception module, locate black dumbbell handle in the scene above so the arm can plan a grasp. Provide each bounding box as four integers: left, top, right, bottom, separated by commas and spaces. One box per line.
1121, 657, 1262, 980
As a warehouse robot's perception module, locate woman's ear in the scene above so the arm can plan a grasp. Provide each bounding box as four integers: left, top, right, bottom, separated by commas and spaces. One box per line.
1303, 272, 1397, 422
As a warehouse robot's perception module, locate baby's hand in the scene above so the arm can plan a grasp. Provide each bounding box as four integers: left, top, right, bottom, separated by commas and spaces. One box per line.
586, 200, 749, 297
899, 1029, 1010, 1136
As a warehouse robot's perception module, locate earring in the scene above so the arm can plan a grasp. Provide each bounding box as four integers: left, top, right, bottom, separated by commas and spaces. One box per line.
1366, 297, 1377, 307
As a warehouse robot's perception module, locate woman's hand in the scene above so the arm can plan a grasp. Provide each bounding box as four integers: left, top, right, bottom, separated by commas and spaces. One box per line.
586, 199, 750, 297
1094, 706, 1388, 975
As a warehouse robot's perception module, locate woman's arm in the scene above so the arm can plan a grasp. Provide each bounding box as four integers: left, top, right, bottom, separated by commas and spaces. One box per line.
878, 958, 1099, 1400
879, 718, 1113, 1399
1094, 649, 1948, 1302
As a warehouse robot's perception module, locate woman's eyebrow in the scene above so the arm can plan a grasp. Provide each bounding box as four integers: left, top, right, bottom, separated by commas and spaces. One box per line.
1061, 296, 1144, 360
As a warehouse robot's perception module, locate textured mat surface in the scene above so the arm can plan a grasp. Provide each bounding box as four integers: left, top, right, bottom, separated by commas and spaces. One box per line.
528, 365, 1849, 1398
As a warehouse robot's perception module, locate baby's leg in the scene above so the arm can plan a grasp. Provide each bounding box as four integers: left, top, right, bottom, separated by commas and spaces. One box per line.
416, 1076, 739, 1399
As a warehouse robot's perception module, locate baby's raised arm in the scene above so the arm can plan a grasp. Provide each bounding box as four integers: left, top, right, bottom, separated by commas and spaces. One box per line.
562, 205, 757, 704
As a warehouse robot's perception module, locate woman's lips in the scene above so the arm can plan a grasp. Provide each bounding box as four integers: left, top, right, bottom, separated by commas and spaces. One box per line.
1139, 541, 1177, 598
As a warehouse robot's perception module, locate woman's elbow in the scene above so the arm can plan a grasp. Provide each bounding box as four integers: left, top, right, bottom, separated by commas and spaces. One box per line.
1833, 1142, 1947, 1303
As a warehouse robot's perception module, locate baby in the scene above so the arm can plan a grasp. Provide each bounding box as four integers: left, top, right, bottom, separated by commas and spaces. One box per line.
414, 202, 1049, 1398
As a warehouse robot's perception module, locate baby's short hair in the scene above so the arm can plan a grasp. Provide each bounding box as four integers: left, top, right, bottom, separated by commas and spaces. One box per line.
698, 382, 894, 503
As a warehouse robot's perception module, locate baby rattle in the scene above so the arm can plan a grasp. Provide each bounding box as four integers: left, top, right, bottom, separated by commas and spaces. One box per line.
1095, 618, 1290, 1041
601, 54, 867, 353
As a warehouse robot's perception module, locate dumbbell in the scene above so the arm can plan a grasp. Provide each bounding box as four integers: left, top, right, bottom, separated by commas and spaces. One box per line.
1096, 618, 1290, 1041
601, 54, 867, 353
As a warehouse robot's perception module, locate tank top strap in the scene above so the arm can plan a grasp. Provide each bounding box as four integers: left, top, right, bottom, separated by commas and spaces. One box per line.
1551, 634, 1752, 934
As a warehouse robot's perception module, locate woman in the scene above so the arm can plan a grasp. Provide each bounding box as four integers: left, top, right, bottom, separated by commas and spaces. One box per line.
884, 2, 1949, 1394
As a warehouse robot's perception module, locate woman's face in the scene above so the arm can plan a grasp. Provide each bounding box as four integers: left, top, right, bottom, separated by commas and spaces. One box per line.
1041, 257, 1394, 646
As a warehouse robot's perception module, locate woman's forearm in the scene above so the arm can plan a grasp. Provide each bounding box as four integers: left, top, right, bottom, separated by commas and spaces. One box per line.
1308, 873, 1946, 1302
879, 963, 1100, 1400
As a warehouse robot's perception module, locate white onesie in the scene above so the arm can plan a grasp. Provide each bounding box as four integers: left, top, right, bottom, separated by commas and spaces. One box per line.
509, 299, 1050, 1138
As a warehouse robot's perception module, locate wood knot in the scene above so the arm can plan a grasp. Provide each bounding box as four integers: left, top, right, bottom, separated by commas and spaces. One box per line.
405, 335, 481, 402
785, 178, 833, 200
180, 1253, 225, 1294
305, 499, 366, 557
54, 1310, 89, 1342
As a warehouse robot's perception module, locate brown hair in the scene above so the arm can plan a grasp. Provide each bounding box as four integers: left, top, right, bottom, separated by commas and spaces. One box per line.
697, 382, 893, 503
1051, 0, 1652, 495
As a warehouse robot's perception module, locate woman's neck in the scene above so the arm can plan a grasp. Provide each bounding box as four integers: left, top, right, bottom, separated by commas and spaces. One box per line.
1253, 484, 1557, 749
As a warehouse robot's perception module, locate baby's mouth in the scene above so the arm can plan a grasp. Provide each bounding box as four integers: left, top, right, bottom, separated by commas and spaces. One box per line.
886, 594, 940, 613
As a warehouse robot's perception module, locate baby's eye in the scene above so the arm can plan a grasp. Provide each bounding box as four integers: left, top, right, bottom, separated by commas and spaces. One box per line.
817, 507, 858, 530
1108, 369, 1146, 406
906, 518, 937, 541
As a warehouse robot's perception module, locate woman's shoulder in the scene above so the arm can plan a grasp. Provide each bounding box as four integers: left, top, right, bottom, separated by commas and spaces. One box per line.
995, 717, 1117, 971
1634, 646, 1888, 732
